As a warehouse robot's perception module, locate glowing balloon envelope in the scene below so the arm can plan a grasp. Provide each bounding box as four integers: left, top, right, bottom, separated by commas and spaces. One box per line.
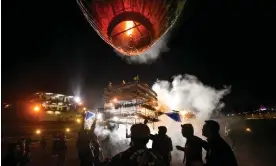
77, 0, 186, 56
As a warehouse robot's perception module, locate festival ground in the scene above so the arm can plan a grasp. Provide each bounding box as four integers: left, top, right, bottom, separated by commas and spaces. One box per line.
2, 118, 276, 166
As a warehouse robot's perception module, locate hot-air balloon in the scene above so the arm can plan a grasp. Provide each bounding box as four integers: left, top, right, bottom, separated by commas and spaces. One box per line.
77, 0, 186, 56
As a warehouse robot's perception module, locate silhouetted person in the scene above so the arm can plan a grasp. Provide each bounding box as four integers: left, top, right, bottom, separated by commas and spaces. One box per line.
77, 131, 94, 166
202, 120, 238, 166
89, 115, 104, 165
176, 124, 207, 166
77, 116, 103, 166
87, 130, 103, 166
25, 137, 31, 153
56, 132, 67, 166
17, 139, 31, 166
107, 124, 165, 166
150, 126, 173, 166
40, 136, 47, 149
3, 143, 21, 166
126, 119, 149, 147
52, 132, 60, 156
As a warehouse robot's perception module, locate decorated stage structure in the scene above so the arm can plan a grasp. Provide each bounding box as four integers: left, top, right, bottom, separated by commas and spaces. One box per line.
83, 76, 197, 130
102, 76, 159, 125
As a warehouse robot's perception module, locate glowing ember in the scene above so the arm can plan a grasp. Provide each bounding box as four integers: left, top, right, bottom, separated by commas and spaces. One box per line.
125, 21, 134, 36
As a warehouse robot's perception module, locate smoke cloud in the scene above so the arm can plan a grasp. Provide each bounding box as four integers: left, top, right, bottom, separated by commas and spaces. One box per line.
95, 125, 130, 157
95, 74, 230, 164
152, 74, 230, 121
115, 31, 171, 64
151, 74, 230, 163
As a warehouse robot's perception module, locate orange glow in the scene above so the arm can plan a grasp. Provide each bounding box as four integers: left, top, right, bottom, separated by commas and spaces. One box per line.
156, 103, 169, 112
109, 20, 152, 56
76, 118, 81, 123
35, 129, 41, 134
125, 21, 134, 36
33, 106, 40, 112
77, 0, 186, 56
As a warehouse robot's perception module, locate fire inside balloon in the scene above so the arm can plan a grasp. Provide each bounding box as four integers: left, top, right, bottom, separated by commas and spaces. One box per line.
77, 0, 185, 56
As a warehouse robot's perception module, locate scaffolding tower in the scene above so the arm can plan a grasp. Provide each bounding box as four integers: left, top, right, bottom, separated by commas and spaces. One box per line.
103, 79, 159, 126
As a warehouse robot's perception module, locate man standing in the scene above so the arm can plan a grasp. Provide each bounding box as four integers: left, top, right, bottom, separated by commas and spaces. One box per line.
202, 120, 238, 166
56, 132, 67, 166
150, 126, 173, 166
126, 119, 149, 147
107, 124, 165, 166
176, 124, 207, 166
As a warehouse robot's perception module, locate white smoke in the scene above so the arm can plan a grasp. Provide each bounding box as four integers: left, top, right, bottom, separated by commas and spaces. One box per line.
95, 74, 230, 164
115, 31, 171, 64
152, 75, 230, 121
151, 74, 230, 163
95, 125, 130, 157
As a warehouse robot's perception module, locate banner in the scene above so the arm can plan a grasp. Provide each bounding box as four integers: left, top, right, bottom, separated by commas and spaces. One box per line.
84, 111, 95, 130
165, 112, 181, 122
85, 111, 95, 120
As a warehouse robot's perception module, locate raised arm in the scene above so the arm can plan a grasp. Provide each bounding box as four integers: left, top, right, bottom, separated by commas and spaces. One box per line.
149, 134, 155, 140
201, 140, 209, 151
90, 114, 97, 132
175, 145, 185, 151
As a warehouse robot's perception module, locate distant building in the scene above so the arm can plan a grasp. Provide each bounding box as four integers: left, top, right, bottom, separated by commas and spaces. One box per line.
30, 92, 82, 112
17, 92, 84, 122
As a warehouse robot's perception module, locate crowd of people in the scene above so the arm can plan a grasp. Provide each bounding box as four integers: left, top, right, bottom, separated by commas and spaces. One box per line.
2, 119, 238, 166
106, 120, 237, 166
76, 119, 237, 166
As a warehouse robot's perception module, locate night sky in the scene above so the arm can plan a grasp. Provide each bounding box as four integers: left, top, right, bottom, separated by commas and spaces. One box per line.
2, 0, 274, 110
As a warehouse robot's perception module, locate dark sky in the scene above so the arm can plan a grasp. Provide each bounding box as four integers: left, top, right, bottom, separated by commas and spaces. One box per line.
2, 0, 274, 110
